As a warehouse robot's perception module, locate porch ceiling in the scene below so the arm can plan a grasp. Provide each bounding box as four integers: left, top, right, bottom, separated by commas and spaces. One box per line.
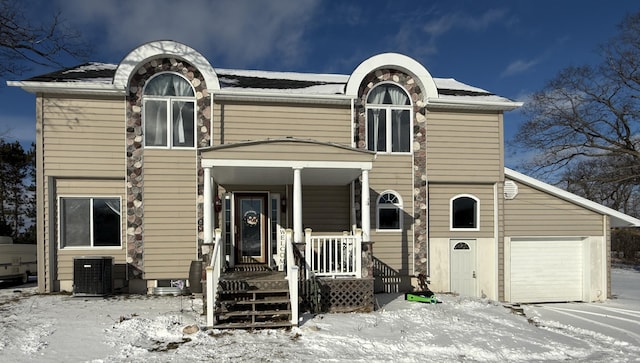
210, 164, 365, 186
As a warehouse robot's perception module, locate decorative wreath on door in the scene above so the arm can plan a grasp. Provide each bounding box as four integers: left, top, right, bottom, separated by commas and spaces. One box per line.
243, 210, 259, 227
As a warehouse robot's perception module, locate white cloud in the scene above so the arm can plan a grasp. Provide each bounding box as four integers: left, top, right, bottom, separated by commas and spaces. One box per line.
501, 58, 540, 77
56, 0, 320, 68
423, 8, 508, 39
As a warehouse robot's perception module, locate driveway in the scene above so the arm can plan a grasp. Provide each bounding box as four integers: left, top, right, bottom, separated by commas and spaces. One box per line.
523, 267, 640, 347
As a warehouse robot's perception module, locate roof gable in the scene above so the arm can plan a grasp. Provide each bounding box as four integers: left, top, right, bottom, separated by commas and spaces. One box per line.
505, 167, 640, 227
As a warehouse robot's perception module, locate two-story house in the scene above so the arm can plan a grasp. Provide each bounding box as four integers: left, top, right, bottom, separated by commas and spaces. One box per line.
9, 40, 640, 327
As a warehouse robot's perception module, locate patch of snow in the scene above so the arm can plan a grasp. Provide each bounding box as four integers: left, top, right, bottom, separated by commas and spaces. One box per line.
437, 94, 515, 103
433, 78, 492, 94
216, 68, 349, 84
221, 84, 346, 95
0, 268, 638, 361
61, 62, 117, 74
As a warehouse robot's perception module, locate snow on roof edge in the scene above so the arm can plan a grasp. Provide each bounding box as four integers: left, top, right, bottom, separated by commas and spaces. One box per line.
16, 63, 519, 104
504, 167, 640, 227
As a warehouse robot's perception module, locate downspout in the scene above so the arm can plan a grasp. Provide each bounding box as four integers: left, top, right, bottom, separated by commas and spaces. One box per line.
293, 167, 303, 242
350, 98, 355, 148
602, 214, 608, 300
123, 95, 129, 288
203, 167, 213, 245
494, 182, 499, 301
214, 91, 215, 147
350, 97, 357, 232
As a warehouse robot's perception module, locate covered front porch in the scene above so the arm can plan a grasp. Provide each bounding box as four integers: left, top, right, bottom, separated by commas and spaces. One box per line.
200, 139, 377, 327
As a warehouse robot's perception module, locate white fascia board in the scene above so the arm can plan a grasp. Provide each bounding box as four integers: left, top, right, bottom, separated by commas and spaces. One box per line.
202, 158, 372, 170
427, 97, 523, 111
6, 81, 125, 96
211, 89, 353, 105
505, 167, 640, 227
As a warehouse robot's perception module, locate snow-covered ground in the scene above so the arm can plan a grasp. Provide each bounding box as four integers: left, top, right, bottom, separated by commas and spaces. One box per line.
0, 268, 639, 362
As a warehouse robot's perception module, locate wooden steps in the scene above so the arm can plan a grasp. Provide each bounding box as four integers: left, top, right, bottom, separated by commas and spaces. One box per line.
213, 266, 293, 329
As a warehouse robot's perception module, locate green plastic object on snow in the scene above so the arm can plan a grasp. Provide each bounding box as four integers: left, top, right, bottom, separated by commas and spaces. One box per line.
405, 291, 439, 304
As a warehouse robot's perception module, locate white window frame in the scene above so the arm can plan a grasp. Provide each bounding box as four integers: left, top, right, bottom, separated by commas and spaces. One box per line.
142, 72, 196, 149
58, 196, 122, 249
450, 194, 480, 231
376, 190, 403, 231
365, 82, 413, 154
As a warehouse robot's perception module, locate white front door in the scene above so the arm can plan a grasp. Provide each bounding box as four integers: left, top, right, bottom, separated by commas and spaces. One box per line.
450, 240, 476, 297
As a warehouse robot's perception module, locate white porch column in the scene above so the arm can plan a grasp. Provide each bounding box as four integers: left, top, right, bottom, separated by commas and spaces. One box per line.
293, 167, 303, 243
361, 169, 371, 242
203, 166, 213, 244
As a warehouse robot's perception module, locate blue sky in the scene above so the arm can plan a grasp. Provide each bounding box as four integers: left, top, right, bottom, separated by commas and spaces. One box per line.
1, 0, 638, 169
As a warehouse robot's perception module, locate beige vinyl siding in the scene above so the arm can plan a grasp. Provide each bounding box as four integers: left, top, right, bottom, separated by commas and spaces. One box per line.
203, 141, 373, 162
369, 155, 414, 273
54, 179, 126, 281
426, 110, 502, 183
38, 95, 126, 291
214, 102, 352, 146
42, 96, 125, 177
504, 180, 603, 236
219, 185, 349, 235
143, 150, 198, 279
302, 186, 351, 233
144, 149, 198, 279
428, 183, 495, 238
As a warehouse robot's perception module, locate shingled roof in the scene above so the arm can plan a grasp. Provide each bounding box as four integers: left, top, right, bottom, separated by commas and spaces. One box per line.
23, 62, 509, 102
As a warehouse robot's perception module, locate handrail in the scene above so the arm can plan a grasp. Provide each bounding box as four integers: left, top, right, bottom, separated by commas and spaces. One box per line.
305, 228, 362, 278
206, 228, 223, 327
285, 229, 299, 326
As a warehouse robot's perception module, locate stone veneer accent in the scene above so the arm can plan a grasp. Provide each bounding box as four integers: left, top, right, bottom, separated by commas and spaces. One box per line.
125, 57, 211, 277
353, 68, 428, 276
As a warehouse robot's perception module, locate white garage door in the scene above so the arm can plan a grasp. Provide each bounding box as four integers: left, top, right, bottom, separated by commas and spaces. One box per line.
510, 238, 583, 303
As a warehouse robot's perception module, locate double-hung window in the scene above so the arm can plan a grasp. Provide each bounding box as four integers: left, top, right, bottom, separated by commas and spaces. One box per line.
143, 73, 195, 148
59, 197, 121, 248
366, 83, 412, 153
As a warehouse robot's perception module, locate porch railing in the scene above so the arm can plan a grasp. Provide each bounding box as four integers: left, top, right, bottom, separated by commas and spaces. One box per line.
206, 228, 223, 328
284, 229, 299, 326
304, 228, 362, 278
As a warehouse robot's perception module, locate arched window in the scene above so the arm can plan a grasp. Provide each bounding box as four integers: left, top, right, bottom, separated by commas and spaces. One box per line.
366, 83, 412, 153
377, 191, 402, 230
450, 195, 479, 230
143, 73, 195, 148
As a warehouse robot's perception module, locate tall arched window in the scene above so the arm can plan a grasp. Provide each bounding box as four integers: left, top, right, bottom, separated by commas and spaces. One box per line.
377, 191, 403, 230
143, 73, 195, 148
366, 83, 412, 153
450, 195, 479, 230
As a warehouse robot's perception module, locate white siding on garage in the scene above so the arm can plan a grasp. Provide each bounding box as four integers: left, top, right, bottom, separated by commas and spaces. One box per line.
510, 238, 583, 303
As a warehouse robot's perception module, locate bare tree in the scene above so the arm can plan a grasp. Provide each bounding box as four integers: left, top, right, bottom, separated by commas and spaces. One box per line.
0, 0, 89, 77
561, 156, 640, 215
512, 12, 640, 217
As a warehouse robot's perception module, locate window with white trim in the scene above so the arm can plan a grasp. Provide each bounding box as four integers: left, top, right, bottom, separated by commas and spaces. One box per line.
59, 197, 121, 248
143, 73, 195, 148
366, 83, 412, 153
377, 191, 402, 230
450, 195, 479, 230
